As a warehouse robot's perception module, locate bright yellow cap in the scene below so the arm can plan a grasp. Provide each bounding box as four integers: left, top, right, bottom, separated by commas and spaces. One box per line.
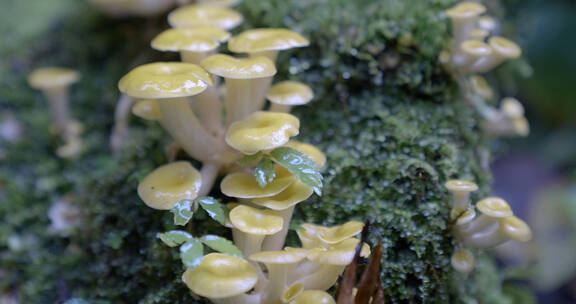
307, 238, 370, 265
229, 205, 283, 235
445, 180, 479, 193
445, 2, 486, 19
182, 253, 258, 298
168, 4, 243, 30
318, 221, 364, 244
267, 81, 314, 106
451, 248, 475, 273
460, 40, 492, 57
118, 62, 213, 99
469, 75, 494, 100
132, 100, 162, 120
252, 181, 313, 210
488, 37, 522, 59
201, 54, 277, 79
228, 28, 309, 54
225, 111, 300, 155
476, 197, 513, 218
28, 67, 80, 90
137, 161, 201, 210
284, 141, 326, 168
289, 290, 335, 304
151, 27, 230, 53
249, 248, 307, 264
451, 207, 477, 225
220, 167, 295, 198
499, 216, 532, 242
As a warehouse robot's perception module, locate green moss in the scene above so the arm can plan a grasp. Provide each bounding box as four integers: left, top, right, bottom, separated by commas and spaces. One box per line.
0, 0, 529, 303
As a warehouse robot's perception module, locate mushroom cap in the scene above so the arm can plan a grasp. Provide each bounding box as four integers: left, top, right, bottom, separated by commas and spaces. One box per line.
225, 111, 300, 155
137, 161, 201, 210
28, 67, 80, 90
307, 238, 370, 265
249, 248, 307, 264
252, 181, 313, 210
500, 97, 525, 119
132, 100, 162, 120
221, 167, 295, 198
151, 27, 231, 53
296, 223, 325, 249
318, 221, 364, 244
289, 290, 335, 304
469, 75, 494, 100
451, 207, 477, 225
201, 54, 277, 79
512, 117, 530, 137
283, 141, 326, 168
445, 180, 479, 193
488, 37, 522, 59
182, 253, 258, 299
499, 216, 532, 242
168, 4, 243, 30
229, 205, 284, 235
451, 248, 475, 273
228, 28, 309, 54
266, 81, 314, 106
476, 197, 513, 218
445, 2, 486, 19
282, 283, 304, 303
118, 62, 213, 99
461, 40, 492, 57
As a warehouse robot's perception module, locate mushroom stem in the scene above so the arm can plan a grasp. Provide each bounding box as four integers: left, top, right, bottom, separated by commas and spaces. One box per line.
459, 221, 509, 248
288, 260, 322, 283
212, 293, 261, 304
158, 97, 221, 163
457, 214, 498, 236
261, 263, 291, 304
44, 86, 72, 135
198, 162, 220, 196
268, 103, 291, 113
252, 50, 279, 62
292, 264, 344, 291
180, 50, 210, 65
110, 93, 134, 154
233, 231, 265, 257
192, 88, 224, 136
262, 206, 295, 251
225, 79, 255, 125
251, 76, 274, 113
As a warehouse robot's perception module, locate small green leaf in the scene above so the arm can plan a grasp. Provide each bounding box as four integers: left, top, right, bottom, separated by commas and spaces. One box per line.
170, 200, 195, 226
200, 235, 243, 257
270, 147, 323, 195
237, 152, 262, 166
180, 238, 204, 269
254, 157, 276, 188
197, 196, 227, 225
157, 230, 193, 247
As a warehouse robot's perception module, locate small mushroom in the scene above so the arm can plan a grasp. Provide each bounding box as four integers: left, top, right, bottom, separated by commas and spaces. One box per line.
225, 111, 299, 155
470, 37, 522, 73
228, 28, 310, 62
451, 248, 475, 273
462, 215, 532, 248
469, 75, 494, 100
229, 205, 284, 257
168, 4, 243, 30
445, 2, 486, 48
288, 290, 335, 304
445, 180, 479, 215
182, 253, 259, 304
317, 221, 364, 245
137, 161, 201, 210
267, 81, 314, 113
455, 40, 492, 70
283, 141, 326, 169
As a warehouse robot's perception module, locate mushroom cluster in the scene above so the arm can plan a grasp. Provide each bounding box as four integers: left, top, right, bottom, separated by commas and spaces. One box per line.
118, 1, 370, 302
442, 1, 530, 138
445, 180, 532, 273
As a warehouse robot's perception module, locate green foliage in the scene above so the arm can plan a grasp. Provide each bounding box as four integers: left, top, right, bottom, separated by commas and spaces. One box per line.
200, 235, 243, 257
196, 197, 227, 226
270, 147, 323, 195
158, 231, 193, 247
180, 238, 204, 269
170, 200, 196, 226
237, 151, 262, 166
254, 157, 276, 188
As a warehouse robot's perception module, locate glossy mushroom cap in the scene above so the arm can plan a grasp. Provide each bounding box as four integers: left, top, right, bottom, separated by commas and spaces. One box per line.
151, 27, 231, 53
168, 4, 243, 30
307, 238, 370, 265
201, 54, 277, 79
252, 181, 313, 210
452, 207, 477, 225
445, 2, 486, 19
267, 81, 314, 106
469, 75, 494, 100
118, 62, 213, 99
488, 37, 522, 59
249, 248, 308, 265
289, 290, 335, 304
221, 168, 295, 198
182, 253, 258, 299
318, 221, 364, 244
445, 180, 479, 193
283, 141, 326, 168
229, 205, 284, 235
461, 40, 492, 57
132, 100, 162, 120
225, 111, 300, 155
137, 161, 201, 210
229, 28, 310, 54
499, 216, 532, 242
451, 248, 475, 273
28, 67, 80, 90
476, 197, 513, 218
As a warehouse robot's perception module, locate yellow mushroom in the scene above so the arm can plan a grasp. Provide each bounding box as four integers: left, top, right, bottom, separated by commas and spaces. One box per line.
182, 253, 259, 304
296, 223, 326, 249
470, 37, 522, 73
221, 167, 295, 199
445, 180, 479, 214
462, 215, 532, 248
132, 99, 162, 121
201, 55, 277, 125
478, 16, 497, 32
451, 248, 475, 273
168, 4, 243, 30
28, 67, 80, 136
456, 40, 492, 70
445, 2, 486, 48
288, 290, 335, 304
225, 111, 300, 155
267, 81, 314, 113
469, 75, 494, 100
317, 221, 364, 245
281, 283, 304, 303
228, 28, 310, 61
137, 161, 201, 210
283, 141, 326, 169
229, 205, 284, 257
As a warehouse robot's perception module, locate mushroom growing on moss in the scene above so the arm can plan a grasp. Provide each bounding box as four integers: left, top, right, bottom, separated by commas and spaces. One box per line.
470, 37, 522, 73
266, 81, 314, 113
229, 205, 284, 257
168, 4, 243, 30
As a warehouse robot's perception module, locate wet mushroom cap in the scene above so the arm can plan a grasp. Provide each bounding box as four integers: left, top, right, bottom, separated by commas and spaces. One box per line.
221, 167, 295, 198
182, 253, 258, 299
151, 27, 231, 53
476, 197, 513, 218
252, 181, 313, 210
289, 290, 335, 304
318, 221, 364, 244
28, 67, 80, 89
445, 2, 486, 19
225, 111, 300, 155
499, 216, 532, 242
488, 37, 522, 59
132, 100, 162, 120
168, 4, 243, 30
266, 81, 314, 106
229, 205, 284, 235
118, 62, 213, 99
137, 161, 202, 210
445, 180, 479, 192
228, 28, 310, 54
307, 238, 370, 265
201, 54, 277, 79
